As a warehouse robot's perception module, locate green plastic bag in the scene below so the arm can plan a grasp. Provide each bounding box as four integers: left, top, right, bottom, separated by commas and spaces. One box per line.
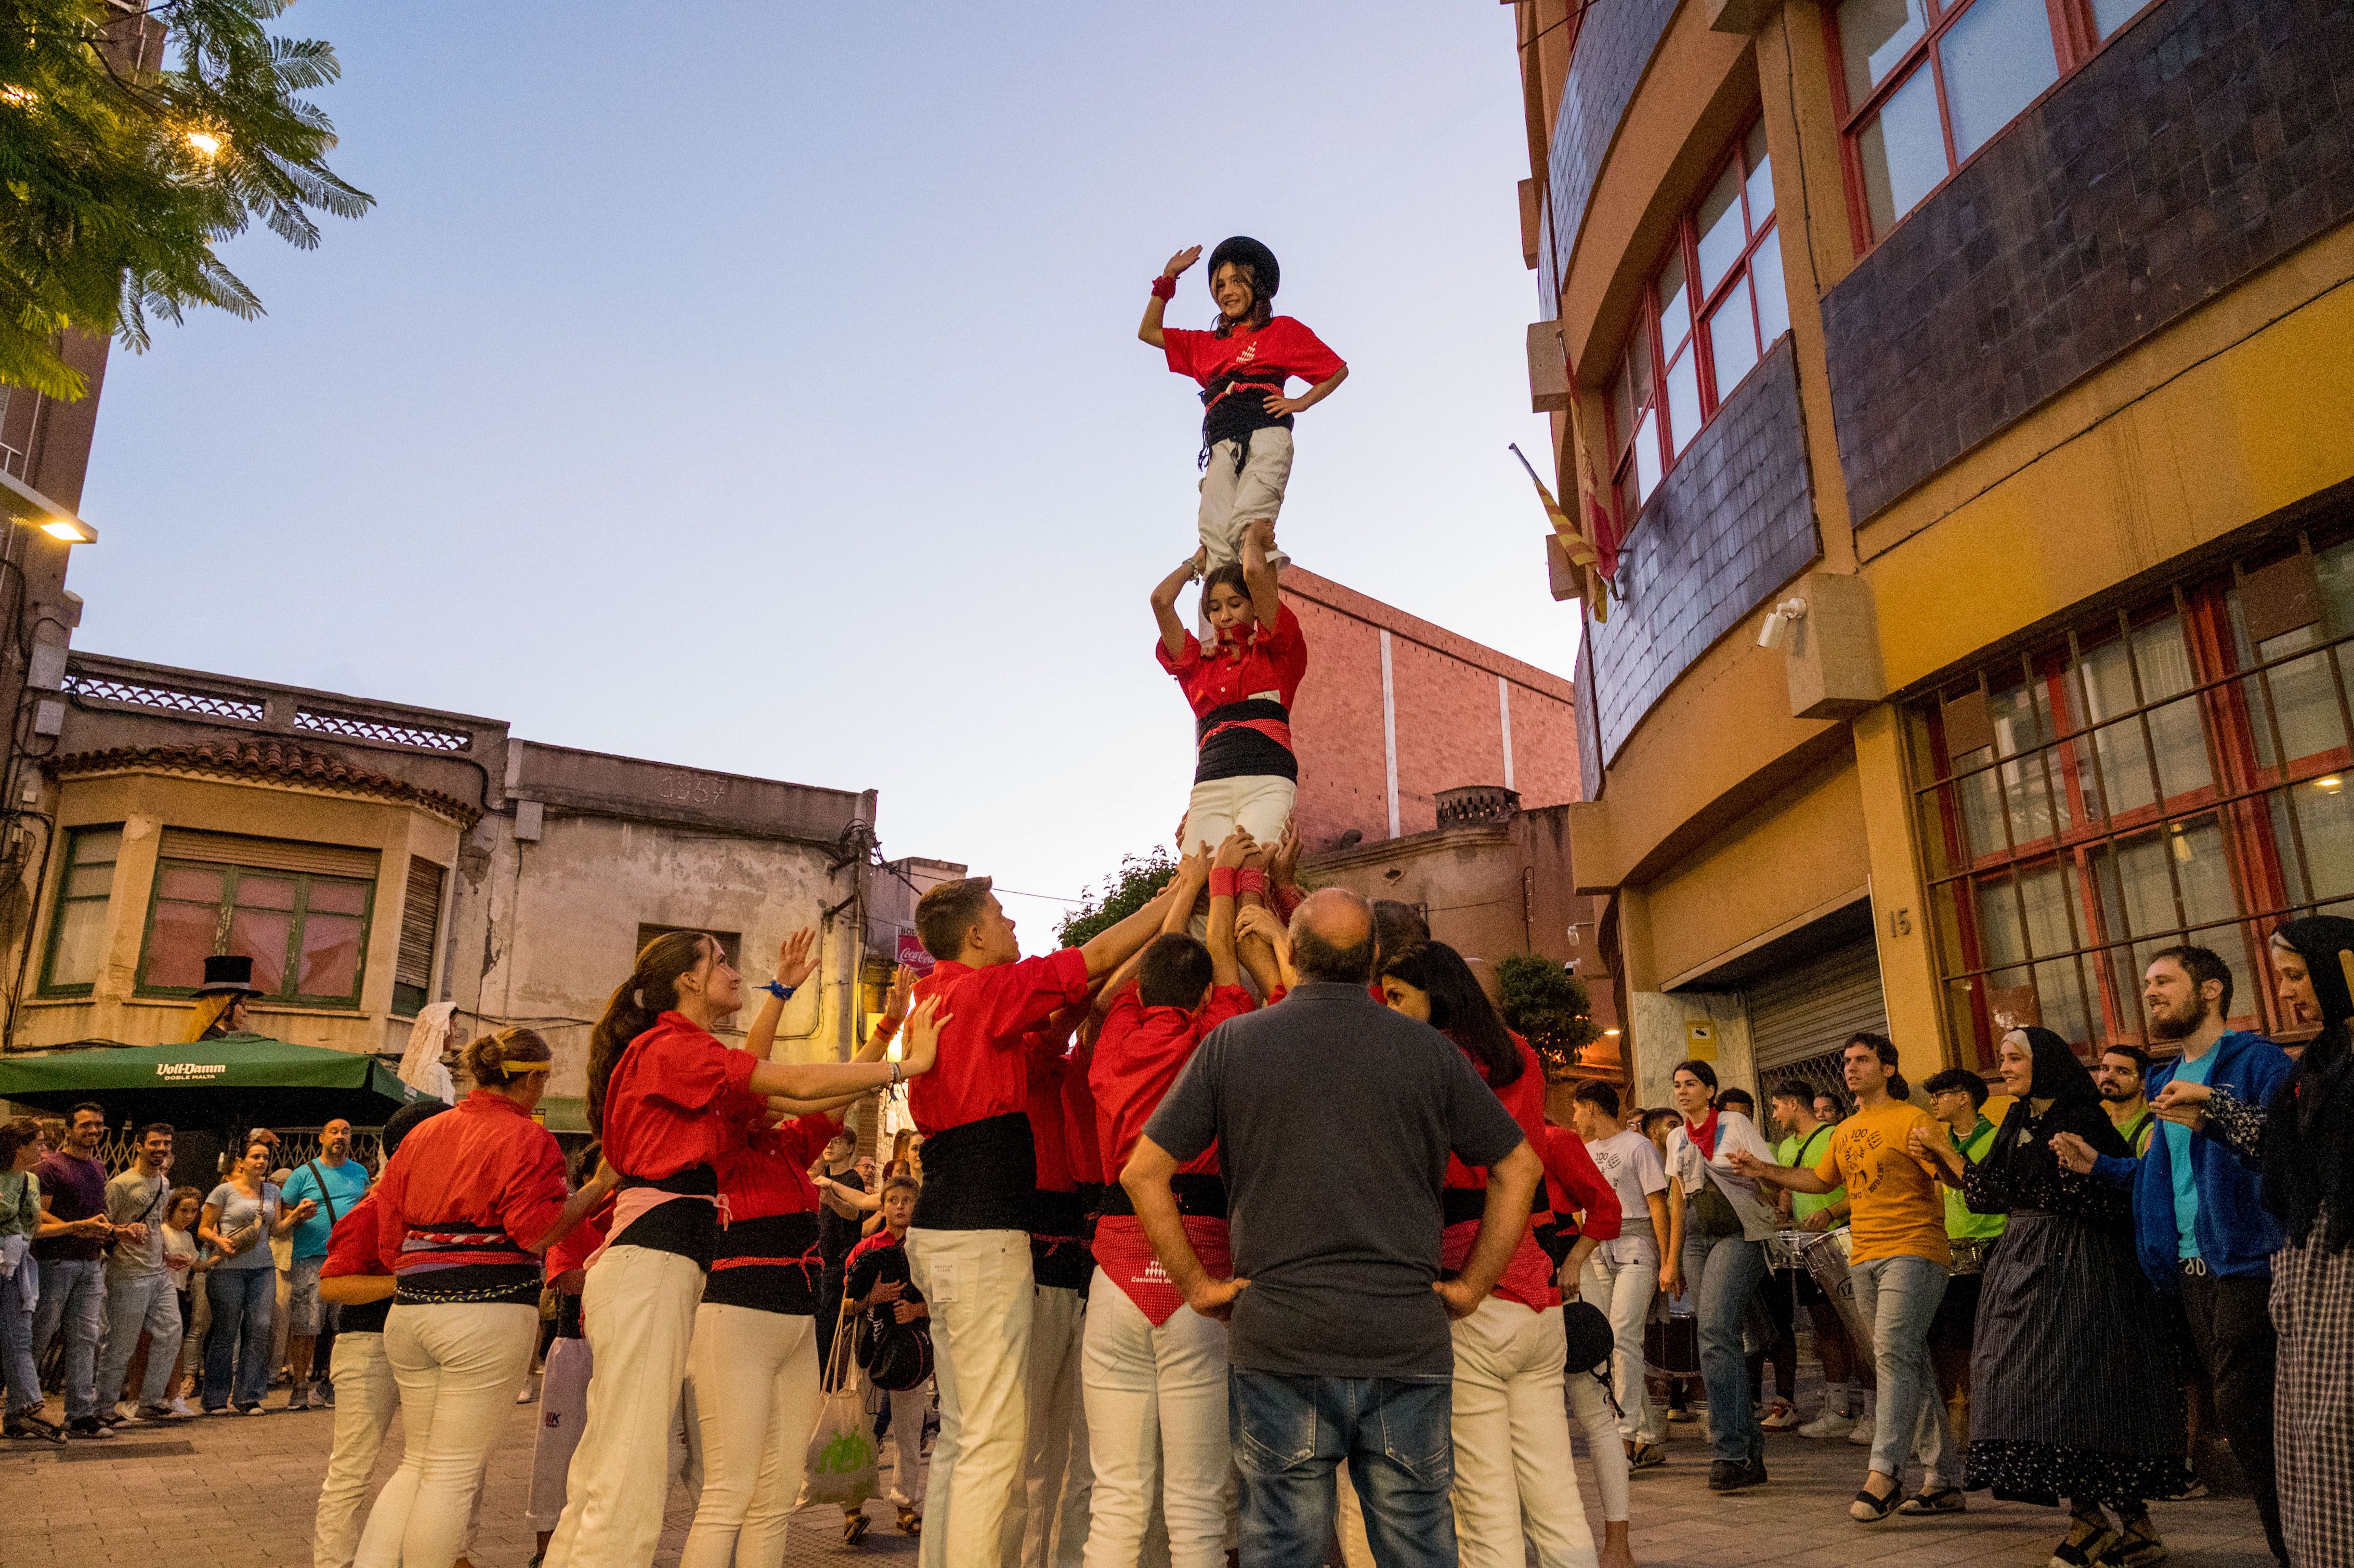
803, 1321, 879, 1506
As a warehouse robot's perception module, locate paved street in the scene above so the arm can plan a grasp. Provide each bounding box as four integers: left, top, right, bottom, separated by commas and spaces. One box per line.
3, 1382, 2282, 1568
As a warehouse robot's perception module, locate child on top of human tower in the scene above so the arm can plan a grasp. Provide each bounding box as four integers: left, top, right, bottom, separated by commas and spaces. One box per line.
1139, 237, 1348, 574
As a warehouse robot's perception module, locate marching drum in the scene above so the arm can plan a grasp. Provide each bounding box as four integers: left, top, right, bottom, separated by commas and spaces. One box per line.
1799, 1226, 1874, 1353
1947, 1234, 1996, 1276
1764, 1230, 1812, 1272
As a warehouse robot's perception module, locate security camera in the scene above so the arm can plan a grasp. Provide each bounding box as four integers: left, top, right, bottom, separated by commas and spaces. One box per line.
1758, 597, 1808, 649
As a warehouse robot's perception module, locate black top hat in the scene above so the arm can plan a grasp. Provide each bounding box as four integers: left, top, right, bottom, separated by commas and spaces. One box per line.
194, 955, 265, 997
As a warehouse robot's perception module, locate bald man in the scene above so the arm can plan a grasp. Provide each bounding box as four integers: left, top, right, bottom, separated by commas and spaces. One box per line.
1124, 888, 1541, 1566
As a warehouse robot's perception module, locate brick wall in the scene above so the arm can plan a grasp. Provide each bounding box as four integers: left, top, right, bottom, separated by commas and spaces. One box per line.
1823, 0, 2354, 524
1585, 336, 1819, 765
1545, 0, 1680, 278
1278, 571, 1581, 853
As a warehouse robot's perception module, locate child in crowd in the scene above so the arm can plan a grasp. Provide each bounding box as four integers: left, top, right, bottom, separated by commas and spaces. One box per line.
1139, 237, 1347, 575
844, 1175, 933, 1543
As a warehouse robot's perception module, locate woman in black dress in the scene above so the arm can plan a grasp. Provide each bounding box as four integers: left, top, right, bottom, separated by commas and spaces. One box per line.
1912, 1027, 2180, 1568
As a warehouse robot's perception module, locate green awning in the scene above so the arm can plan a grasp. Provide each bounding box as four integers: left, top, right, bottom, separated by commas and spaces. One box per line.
0, 1033, 437, 1129
537, 1095, 590, 1135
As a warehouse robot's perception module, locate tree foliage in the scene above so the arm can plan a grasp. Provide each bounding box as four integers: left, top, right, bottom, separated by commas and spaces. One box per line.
1496, 951, 1599, 1081
0, 0, 372, 397
1056, 846, 1178, 949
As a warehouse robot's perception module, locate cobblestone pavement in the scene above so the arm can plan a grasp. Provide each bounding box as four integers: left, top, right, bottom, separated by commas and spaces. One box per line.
2, 1386, 2282, 1567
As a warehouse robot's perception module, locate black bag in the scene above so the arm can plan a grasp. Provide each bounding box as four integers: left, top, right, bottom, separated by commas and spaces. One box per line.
864, 1315, 933, 1392
1690, 1161, 1746, 1238
1562, 1299, 1615, 1376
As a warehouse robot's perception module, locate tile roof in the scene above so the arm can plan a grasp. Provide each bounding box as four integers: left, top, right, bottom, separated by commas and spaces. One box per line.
53, 739, 479, 826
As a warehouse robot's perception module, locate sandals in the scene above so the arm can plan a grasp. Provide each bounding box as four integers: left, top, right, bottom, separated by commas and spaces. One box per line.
1898, 1487, 1967, 1515
896, 1506, 923, 1537
1625, 1440, 1667, 1470
841, 1511, 871, 1546
1850, 1485, 1901, 1522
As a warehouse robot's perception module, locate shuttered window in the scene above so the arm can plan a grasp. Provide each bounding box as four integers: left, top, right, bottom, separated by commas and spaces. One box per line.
394, 858, 446, 1018
1745, 937, 1890, 1104
157, 829, 378, 880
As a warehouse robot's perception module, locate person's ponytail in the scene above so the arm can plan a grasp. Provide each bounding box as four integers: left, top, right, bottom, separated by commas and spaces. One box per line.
586, 930, 714, 1139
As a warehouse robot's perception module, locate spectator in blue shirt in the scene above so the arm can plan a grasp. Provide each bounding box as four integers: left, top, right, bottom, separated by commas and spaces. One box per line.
279, 1119, 371, 1410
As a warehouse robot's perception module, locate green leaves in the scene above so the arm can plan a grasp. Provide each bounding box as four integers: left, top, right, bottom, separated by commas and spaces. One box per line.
0, 0, 373, 396
1495, 950, 1598, 1080
1057, 847, 1180, 949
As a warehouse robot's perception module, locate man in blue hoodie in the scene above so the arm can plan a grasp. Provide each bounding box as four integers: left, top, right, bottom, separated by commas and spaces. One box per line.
2060, 945, 2293, 1565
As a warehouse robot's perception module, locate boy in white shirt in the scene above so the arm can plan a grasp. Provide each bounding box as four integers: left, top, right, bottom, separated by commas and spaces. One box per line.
1572, 1081, 1672, 1468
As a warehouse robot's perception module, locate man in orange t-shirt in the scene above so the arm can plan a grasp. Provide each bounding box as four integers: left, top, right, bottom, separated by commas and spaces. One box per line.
1732, 1034, 1963, 1523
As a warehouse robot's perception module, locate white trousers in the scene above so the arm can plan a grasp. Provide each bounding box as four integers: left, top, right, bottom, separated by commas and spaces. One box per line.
1009, 1284, 1091, 1568
905, 1226, 1032, 1568
314, 1332, 398, 1568
1196, 426, 1294, 569
1564, 1365, 1629, 1523
681, 1303, 821, 1568
1080, 1269, 1231, 1568
1581, 1238, 1662, 1445
1450, 1298, 1597, 1568
1179, 776, 1297, 861
543, 1245, 706, 1568
527, 1335, 593, 1532
356, 1302, 537, 1568
868, 1372, 931, 1509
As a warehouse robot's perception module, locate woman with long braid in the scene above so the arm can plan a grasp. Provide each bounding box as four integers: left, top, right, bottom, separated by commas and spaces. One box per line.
541, 930, 946, 1568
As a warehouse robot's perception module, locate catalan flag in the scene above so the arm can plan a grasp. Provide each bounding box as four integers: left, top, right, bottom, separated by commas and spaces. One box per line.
1510, 443, 1610, 623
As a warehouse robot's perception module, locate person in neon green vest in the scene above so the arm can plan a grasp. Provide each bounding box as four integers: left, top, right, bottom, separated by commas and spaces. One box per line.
1921, 1068, 2006, 1444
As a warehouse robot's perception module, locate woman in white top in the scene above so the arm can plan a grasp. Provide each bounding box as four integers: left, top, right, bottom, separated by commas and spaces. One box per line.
1661, 1059, 1781, 1493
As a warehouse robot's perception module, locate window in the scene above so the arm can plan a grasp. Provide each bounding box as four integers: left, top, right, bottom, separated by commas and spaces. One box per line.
137, 860, 374, 1008
635, 924, 742, 973
40, 827, 121, 995
1914, 532, 2354, 1061
1832, 0, 2155, 245
393, 858, 447, 1018
1606, 120, 1788, 532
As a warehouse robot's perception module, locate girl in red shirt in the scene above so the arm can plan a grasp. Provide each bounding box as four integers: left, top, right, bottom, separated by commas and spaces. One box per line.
1379, 942, 1602, 1568
355, 1029, 614, 1568
541, 929, 943, 1568
1139, 236, 1347, 576
1150, 520, 1309, 865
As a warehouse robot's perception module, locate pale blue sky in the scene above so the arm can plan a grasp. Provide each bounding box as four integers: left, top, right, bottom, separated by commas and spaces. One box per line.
73, 2, 1568, 943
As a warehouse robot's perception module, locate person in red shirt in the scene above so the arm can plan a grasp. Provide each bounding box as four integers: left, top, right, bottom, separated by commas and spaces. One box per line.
901, 872, 1180, 1568
542, 929, 944, 1568
354, 1030, 616, 1568
1084, 837, 1253, 1568
1151, 518, 1307, 868
1378, 942, 1600, 1568
1011, 1015, 1095, 1568
1139, 235, 1347, 577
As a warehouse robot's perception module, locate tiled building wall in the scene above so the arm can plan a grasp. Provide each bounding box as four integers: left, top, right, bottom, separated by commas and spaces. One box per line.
1823, 0, 2354, 523
1545, 0, 1680, 278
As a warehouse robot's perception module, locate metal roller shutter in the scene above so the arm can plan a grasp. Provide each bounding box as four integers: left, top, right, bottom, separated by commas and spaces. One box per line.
1745, 937, 1890, 1094
158, 828, 380, 880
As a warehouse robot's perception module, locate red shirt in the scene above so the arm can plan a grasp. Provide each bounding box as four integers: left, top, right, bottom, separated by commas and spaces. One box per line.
544, 1194, 612, 1280
907, 947, 1091, 1135
373, 1090, 569, 1274
1028, 1046, 1078, 1195
1061, 1046, 1104, 1188
320, 1191, 389, 1282
599, 1011, 763, 1181
1540, 1123, 1622, 1243
1162, 317, 1344, 395
1158, 603, 1309, 740
1091, 984, 1255, 1179
717, 1112, 837, 1223
1436, 1033, 1554, 1311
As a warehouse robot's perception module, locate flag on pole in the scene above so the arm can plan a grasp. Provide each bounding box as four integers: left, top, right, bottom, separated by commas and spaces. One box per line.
1510, 443, 1610, 622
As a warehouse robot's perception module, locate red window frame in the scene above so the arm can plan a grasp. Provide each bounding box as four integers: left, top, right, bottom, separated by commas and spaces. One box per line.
1604, 119, 1784, 540
1916, 540, 2354, 1061
1826, 0, 2161, 254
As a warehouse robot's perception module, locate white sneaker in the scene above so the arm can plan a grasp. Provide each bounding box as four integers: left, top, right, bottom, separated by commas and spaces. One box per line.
113, 1401, 141, 1424
516, 1381, 539, 1404
167, 1398, 200, 1420
1847, 1414, 1878, 1446
1798, 1409, 1856, 1439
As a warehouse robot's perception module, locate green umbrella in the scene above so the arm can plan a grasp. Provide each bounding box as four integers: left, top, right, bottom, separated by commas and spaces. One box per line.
0, 1033, 437, 1129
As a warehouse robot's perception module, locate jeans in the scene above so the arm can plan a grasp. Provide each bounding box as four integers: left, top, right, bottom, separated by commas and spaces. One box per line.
1230, 1369, 1456, 1568
203, 1265, 276, 1409
1849, 1254, 1961, 1491
2, 1262, 42, 1416
98, 1269, 180, 1412
1580, 1232, 1661, 1444
2182, 1270, 2286, 1562
31, 1255, 106, 1422
1680, 1229, 1768, 1465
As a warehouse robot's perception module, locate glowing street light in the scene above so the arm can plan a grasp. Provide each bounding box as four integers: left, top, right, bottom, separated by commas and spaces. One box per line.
39, 516, 96, 543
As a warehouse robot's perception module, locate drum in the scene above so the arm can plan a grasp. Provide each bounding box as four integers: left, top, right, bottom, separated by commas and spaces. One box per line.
1764, 1230, 1811, 1272
1799, 1226, 1874, 1353
1947, 1234, 1995, 1276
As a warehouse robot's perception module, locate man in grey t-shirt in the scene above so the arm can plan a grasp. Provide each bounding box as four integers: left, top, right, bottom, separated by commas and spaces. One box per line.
1126, 888, 1539, 1566
98, 1123, 183, 1423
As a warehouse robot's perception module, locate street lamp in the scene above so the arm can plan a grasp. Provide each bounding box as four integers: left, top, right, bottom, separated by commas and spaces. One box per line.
37, 516, 95, 543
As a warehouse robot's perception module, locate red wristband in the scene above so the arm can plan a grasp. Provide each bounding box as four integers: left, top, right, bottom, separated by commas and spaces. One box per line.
1236, 867, 1268, 896
1209, 867, 1240, 899
1150, 275, 1176, 300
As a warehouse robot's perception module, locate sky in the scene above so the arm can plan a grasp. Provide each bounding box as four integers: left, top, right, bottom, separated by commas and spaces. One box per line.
72, 3, 1569, 948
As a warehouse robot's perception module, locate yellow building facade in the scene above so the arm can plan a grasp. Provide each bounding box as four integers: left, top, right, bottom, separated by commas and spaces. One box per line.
1510, 0, 2354, 1102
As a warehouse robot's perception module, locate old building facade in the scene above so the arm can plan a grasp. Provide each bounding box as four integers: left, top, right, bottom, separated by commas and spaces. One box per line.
1509, 0, 2354, 1105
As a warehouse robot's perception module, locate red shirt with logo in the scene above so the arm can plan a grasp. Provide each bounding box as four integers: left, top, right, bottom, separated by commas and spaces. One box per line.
1162, 318, 1344, 397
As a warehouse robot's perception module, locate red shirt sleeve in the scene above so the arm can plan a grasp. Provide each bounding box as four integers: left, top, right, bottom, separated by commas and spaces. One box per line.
1254, 602, 1303, 660
1201, 985, 1255, 1031
544, 1194, 611, 1280
321, 1193, 385, 1279
1544, 1125, 1623, 1242
1155, 629, 1202, 677
1161, 328, 1214, 383
644, 1031, 761, 1117
1272, 317, 1344, 383
497, 1121, 570, 1250
971, 947, 1091, 1048
773, 1113, 839, 1171
373, 1146, 411, 1274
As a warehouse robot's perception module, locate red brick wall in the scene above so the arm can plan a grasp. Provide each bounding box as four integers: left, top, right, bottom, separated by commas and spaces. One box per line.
1278, 569, 1580, 854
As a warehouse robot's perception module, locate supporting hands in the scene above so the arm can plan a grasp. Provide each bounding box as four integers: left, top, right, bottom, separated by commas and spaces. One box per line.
1213, 825, 1256, 871
1268, 817, 1300, 891
882, 963, 916, 1027
1235, 904, 1296, 989
773, 927, 819, 991
895, 996, 951, 1078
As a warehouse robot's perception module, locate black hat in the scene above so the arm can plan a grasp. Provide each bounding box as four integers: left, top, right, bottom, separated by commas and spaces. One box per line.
194, 955, 264, 997
1207, 236, 1279, 300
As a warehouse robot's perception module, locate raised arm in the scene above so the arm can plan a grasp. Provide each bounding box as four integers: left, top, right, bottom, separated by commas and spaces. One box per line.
1208, 829, 1250, 989
522, 1160, 623, 1255
1235, 902, 1297, 994
748, 994, 948, 1100
1137, 245, 1199, 349
1241, 519, 1281, 630
1725, 1147, 1838, 1195
1076, 877, 1187, 980
745, 927, 821, 1062
1152, 552, 1205, 662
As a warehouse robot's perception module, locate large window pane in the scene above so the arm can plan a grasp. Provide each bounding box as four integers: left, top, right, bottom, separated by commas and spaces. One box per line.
299, 912, 364, 999
2094, 817, 2256, 1033
145, 900, 217, 989
1657, 251, 1690, 354
1708, 285, 1761, 399
49, 901, 108, 988
1633, 408, 1662, 499
1750, 226, 1791, 347
1838, 0, 1929, 103
1858, 63, 1947, 236
1959, 678, 2068, 857
1664, 348, 1702, 458
229, 908, 290, 994
2091, 0, 2151, 38
1939, 0, 2061, 161
2076, 620, 2212, 819
1974, 863, 2095, 1045
1695, 163, 1748, 296
45, 827, 121, 991
2272, 777, 2354, 920
1743, 121, 1775, 232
